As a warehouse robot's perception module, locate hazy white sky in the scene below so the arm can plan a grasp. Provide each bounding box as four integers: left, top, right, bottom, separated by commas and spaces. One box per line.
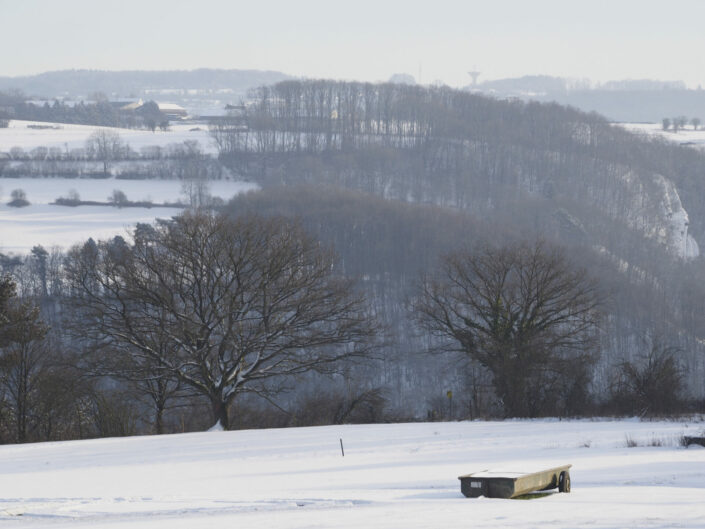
2, 0, 705, 87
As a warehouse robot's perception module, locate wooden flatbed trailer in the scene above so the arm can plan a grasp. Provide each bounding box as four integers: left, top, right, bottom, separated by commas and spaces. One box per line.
458, 464, 571, 499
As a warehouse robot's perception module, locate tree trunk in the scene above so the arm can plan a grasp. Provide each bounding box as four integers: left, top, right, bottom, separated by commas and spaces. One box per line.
211, 398, 230, 430
17, 369, 27, 443
495, 362, 531, 418
155, 405, 164, 435
17, 406, 27, 443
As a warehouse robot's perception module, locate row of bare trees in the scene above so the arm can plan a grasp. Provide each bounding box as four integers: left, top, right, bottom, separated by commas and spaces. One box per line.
210, 81, 705, 261
661, 116, 701, 132
1, 137, 221, 187
0, 91, 168, 130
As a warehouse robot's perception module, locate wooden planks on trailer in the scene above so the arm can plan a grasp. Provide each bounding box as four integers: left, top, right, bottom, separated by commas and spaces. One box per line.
459, 464, 572, 499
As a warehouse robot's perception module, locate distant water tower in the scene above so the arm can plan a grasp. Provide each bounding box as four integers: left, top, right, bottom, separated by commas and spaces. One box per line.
468, 70, 481, 86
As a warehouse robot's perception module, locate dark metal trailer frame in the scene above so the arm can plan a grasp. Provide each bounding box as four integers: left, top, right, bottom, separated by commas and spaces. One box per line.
459, 464, 572, 499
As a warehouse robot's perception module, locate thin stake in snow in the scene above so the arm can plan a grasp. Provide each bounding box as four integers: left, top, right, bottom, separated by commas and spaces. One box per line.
340, 438, 345, 457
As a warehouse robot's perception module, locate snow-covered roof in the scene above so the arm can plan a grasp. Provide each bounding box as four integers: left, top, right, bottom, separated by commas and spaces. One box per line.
157, 103, 187, 112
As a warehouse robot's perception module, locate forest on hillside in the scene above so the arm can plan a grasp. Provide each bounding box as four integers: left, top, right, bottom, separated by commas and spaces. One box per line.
0, 81, 704, 444
211, 79, 705, 403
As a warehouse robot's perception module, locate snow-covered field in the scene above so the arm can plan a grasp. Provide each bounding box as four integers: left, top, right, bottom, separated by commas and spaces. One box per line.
618, 122, 705, 148
0, 419, 703, 528
0, 120, 259, 254
0, 120, 217, 154
0, 204, 181, 254
0, 177, 258, 254
0, 177, 256, 206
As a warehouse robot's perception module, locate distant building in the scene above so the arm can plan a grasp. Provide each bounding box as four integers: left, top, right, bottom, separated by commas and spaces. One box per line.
108, 99, 188, 120
119, 99, 144, 111
156, 103, 188, 119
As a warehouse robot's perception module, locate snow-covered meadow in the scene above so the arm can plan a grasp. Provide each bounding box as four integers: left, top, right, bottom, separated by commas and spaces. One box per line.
0, 177, 258, 254
0, 177, 256, 206
0, 419, 703, 528
0, 120, 260, 254
618, 122, 705, 148
0, 204, 181, 254
0, 120, 217, 154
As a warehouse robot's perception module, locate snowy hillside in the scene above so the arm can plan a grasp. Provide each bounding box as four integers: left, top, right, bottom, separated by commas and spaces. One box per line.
0, 120, 217, 154
1, 419, 703, 528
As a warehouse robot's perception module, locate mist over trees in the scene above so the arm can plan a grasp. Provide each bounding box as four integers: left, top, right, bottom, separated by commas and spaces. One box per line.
210, 79, 705, 251
208, 80, 705, 409
471, 75, 705, 122
2, 80, 705, 442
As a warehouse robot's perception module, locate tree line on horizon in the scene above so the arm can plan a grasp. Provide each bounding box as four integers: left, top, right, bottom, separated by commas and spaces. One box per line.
0, 90, 169, 130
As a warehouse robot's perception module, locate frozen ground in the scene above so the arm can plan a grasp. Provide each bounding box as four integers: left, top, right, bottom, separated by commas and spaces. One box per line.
0, 177, 258, 254
0, 120, 217, 154
618, 122, 705, 148
0, 419, 703, 528
0, 204, 181, 254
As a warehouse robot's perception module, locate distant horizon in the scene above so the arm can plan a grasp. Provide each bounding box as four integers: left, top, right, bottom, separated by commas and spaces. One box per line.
0, 67, 696, 91
3, 0, 705, 88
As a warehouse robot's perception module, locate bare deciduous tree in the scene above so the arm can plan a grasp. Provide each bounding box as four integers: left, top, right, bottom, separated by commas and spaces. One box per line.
85, 129, 124, 177
177, 141, 212, 209
414, 241, 601, 417
65, 212, 378, 429
612, 341, 682, 416
108, 189, 128, 207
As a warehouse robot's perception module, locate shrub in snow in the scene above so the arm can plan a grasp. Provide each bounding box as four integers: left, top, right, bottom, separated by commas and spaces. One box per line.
8, 188, 29, 207
611, 342, 683, 417
109, 189, 128, 207
55, 189, 81, 206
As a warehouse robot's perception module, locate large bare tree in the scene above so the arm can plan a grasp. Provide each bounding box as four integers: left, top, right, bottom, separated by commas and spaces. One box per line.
85, 129, 124, 177
65, 212, 378, 430
414, 241, 601, 417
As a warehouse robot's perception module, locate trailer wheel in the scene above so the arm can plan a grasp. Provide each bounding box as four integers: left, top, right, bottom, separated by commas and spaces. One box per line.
558, 471, 571, 493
